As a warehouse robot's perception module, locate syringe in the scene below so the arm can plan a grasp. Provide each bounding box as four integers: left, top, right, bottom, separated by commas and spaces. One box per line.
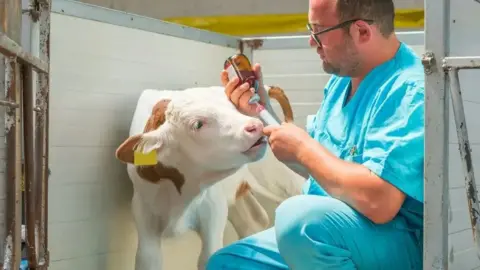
253, 102, 280, 127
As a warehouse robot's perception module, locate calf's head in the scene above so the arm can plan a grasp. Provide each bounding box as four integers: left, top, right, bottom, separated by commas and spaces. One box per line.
116, 89, 268, 190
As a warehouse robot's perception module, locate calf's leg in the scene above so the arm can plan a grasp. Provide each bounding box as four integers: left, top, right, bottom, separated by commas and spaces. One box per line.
132, 194, 164, 270
196, 188, 229, 270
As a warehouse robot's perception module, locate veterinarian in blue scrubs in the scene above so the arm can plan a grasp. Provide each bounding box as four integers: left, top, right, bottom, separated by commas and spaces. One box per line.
206, 0, 424, 269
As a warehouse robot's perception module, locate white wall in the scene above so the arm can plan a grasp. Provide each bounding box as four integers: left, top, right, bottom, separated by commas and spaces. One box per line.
444, 0, 480, 269
48, 11, 239, 270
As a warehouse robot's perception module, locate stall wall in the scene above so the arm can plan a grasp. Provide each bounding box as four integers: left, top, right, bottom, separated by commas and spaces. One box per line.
44, 1, 480, 270
443, 1, 480, 269
48, 5, 239, 269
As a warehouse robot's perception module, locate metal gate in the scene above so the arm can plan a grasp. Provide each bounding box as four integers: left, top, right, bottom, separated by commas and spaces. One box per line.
0, 0, 51, 269
423, 0, 480, 268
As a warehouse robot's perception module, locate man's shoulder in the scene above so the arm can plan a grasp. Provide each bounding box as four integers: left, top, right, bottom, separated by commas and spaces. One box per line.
387, 71, 424, 98
392, 44, 425, 91
380, 53, 425, 103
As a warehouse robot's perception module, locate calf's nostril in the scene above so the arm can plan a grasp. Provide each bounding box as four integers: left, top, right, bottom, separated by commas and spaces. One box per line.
244, 119, 264, 134
244, 125, 257, 133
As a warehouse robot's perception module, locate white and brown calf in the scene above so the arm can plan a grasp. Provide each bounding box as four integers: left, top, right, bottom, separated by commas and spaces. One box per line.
115, 86, 300, 270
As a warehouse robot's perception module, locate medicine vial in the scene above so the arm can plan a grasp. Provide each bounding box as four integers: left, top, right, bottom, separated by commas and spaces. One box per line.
224, 53, 261, 104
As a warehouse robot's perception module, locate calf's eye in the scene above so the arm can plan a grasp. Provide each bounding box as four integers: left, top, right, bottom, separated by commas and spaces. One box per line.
193, 120, 203, 130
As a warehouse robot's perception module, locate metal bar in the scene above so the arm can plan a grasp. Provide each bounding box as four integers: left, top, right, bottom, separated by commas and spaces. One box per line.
2, 57, 22, 270
423, 0, 449, 267
0, 33, 48, 73
0, 100, 18, 108
34, 0, 51, 267
52, 0, 239, 49
443, 56, 480, 70
447, 67, 480, 258
1, 0, 24, 268
27, 0, 42, 264
238, 41, 254, 61
21, 64, 38, 267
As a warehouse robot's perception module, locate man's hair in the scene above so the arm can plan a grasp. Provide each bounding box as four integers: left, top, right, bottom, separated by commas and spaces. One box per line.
336, 0, 395, 37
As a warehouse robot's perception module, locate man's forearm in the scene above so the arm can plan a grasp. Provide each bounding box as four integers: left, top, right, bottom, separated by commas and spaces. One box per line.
263, 102, 311, 178
297, 138, 378, 200
295, 137, 404, 223
283, 161, 310, 179
263, 103, 310, 178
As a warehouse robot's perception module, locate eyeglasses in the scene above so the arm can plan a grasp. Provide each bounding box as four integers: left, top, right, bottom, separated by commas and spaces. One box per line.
307, 19, 374, 47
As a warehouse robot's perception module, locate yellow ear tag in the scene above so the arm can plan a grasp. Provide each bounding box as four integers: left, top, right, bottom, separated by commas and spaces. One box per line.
134, 149, 157, 166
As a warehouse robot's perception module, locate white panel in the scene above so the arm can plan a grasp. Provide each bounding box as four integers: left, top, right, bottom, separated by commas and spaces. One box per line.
49, 12, 236, 270
446, 0, 480, 268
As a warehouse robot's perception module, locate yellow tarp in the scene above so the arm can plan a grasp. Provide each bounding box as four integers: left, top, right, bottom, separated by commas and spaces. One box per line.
165, 9, 424, 36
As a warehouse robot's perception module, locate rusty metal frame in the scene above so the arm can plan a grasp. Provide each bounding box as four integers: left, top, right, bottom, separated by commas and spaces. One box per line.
0, 33, 48, 73
35, 0, 51, 266
443, 57, 480, 259
0, 0, 51, 269
422, 0, 448, 267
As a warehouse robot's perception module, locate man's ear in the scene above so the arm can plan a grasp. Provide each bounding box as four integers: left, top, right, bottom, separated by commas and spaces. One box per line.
115, 131, 164, 164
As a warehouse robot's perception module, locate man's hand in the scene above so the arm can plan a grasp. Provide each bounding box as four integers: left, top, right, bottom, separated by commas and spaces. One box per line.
263, 123, 312, 163
221, 63, 271, 117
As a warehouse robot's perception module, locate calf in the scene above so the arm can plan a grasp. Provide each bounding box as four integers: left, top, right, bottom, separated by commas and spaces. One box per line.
115, 86, 297, 270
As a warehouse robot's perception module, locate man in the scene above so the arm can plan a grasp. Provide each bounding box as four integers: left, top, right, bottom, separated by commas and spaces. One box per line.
206, 0, 424, 269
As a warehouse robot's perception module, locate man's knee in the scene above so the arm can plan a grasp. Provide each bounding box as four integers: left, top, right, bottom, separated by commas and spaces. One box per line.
274, 195, 352, 253
206, 242, 255, 270
206, 235, 287, 270
206, 248, 234, 270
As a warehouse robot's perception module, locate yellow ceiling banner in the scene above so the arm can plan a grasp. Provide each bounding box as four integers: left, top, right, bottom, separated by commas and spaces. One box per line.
164, 9, 424, 36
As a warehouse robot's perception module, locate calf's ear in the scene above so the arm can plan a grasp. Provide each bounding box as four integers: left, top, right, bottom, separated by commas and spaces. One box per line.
116, 98, 171, 164
115, 130, 165, 164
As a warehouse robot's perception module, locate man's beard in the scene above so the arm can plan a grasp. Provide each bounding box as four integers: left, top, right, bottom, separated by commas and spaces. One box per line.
322, 61, 341, 75
321, 39, 360, 77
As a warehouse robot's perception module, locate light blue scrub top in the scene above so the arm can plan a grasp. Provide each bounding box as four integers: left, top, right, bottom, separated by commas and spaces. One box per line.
303, 42, 425, 232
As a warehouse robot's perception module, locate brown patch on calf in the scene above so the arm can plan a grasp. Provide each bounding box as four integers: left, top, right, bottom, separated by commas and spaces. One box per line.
137, 164, 185, 194
235, 181, 251, 200
267, 86, 294, 123
115, 99, 186, 194
144, 99, 170, 132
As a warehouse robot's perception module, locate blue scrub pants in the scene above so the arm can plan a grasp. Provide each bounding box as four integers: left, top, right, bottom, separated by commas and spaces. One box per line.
206, 195, 422, 270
